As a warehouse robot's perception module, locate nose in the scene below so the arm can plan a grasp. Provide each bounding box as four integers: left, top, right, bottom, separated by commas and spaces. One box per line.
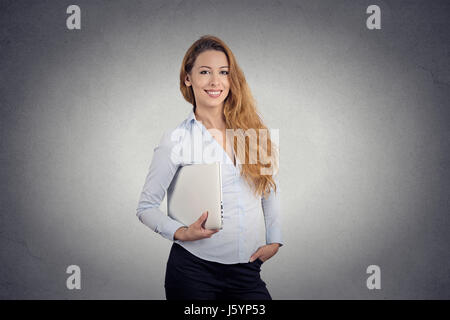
210, 73, 220, 87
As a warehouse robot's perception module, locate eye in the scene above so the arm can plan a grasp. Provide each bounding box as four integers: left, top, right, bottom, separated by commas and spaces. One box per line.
199, 70, 229, 75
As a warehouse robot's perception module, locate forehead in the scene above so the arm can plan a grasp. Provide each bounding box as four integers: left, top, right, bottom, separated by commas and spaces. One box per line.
194, 50, 229, 68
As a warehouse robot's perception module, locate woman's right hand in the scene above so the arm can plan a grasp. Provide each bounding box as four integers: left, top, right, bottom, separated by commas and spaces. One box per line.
174, 211, 219, 241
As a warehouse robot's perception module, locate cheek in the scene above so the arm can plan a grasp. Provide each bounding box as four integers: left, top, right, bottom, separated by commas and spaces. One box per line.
192, 82, 207, 94
191, 76, 207, 87
223, 79, 230, 90
194, 88, 207, 98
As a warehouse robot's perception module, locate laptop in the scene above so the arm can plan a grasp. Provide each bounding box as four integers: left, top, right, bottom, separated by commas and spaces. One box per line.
167, 162, 223, 230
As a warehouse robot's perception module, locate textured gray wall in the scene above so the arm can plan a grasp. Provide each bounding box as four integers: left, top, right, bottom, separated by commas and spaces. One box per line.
0, 0, 449, 299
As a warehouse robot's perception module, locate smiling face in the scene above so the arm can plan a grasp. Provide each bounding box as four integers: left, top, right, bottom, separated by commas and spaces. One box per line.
184, 50, 230, 110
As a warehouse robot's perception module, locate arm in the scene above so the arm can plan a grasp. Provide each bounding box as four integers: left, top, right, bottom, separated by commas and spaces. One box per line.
249, 180, 283, 262
136, 130, 186, 241
261, 175, 284, 247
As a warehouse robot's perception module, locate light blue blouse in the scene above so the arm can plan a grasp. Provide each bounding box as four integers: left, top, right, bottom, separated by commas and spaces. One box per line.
136, 110, 283, 264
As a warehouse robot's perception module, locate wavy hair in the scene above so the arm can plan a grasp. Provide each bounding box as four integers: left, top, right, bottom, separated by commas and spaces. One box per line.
179, 35, 278, 199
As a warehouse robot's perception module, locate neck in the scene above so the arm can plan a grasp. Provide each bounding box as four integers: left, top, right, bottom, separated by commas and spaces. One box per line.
194, 105, 226, 130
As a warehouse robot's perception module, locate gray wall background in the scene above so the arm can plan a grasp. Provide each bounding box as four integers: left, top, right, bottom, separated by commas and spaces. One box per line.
0, 0, 449, 299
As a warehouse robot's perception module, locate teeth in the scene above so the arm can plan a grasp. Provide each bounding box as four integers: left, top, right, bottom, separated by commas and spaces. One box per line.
206, 91, 221, 95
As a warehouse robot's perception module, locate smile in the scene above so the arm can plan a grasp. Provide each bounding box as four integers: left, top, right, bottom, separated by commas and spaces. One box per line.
205, 90, 222, 98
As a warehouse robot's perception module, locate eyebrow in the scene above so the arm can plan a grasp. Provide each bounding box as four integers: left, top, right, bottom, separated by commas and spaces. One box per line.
199, 66, 229, 69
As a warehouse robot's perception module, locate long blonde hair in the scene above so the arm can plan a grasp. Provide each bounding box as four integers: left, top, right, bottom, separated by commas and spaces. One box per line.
179, 35, 278, 199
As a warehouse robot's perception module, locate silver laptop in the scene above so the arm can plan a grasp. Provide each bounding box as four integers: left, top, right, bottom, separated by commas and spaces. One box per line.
167, 162, 223, 230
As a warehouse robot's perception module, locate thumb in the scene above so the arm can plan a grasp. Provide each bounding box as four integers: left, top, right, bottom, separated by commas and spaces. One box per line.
249, 249, 261, 263
196, 211, 208, 225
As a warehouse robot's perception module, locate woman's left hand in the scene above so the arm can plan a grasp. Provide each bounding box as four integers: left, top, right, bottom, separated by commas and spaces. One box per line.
249, 243, 281, 263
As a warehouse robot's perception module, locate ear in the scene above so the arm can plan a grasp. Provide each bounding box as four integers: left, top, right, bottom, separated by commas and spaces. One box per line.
184, 75, 191, 87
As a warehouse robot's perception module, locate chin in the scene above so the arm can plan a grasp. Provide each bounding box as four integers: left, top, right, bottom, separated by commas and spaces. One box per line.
203, 99, 225, 108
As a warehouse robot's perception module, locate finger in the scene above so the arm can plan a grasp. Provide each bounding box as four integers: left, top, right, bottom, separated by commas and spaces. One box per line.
200, 211, 209, 228
204, 229, 219, 236
249, 252, 260, 263
203, 231, 213, 237
196, 211, 208, 226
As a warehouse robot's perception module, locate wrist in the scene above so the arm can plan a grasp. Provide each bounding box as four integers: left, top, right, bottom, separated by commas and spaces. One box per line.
174, 226, 188, 241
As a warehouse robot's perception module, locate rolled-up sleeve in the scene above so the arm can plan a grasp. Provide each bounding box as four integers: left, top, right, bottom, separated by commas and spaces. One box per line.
136, 130, 185, 241
261, 175, 284, 247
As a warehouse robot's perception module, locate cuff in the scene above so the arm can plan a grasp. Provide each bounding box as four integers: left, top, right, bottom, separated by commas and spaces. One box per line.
266, 227, 284, 247
159, 218, 186, 242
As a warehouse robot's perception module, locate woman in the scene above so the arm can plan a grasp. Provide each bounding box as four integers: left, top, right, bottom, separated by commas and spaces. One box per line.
136, 35, 283, 300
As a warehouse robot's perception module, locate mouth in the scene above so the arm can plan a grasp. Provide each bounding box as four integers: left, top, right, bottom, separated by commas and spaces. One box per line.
205, 90, 222, 98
